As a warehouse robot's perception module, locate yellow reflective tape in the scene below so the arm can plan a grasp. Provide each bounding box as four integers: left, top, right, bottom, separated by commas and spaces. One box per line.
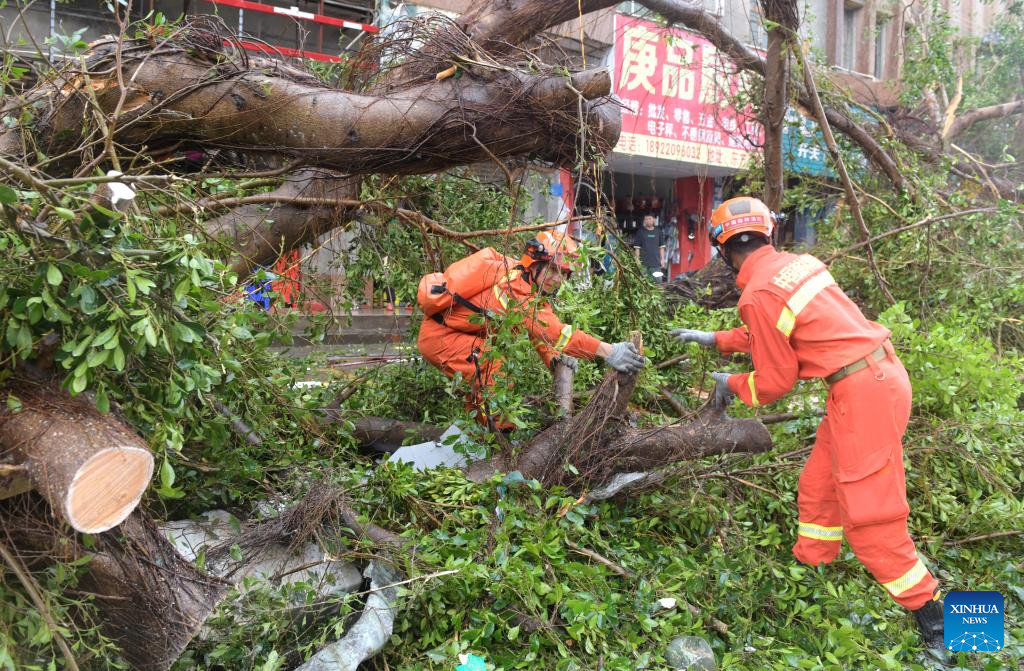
776, 306, 796, 336
555, 325, 573, 351
798, 522, 843, 541
492, 284, 509, 309
881, 558, 929, 596
788, 270, 836, 315
747, 372, 759, 407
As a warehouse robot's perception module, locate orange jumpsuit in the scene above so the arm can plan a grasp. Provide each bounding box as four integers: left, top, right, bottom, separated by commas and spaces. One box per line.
714, 245, 938, 610
418, 265, 601, 427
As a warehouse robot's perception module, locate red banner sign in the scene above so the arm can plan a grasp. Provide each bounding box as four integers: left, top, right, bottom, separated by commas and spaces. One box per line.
613, 14, 762, 169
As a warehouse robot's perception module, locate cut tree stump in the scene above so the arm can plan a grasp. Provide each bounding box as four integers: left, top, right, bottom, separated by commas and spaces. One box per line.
0, 371, 154, 533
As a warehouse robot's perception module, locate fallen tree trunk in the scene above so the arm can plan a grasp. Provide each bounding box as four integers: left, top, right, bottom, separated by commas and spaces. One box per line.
2, 23, 618, 178
466, 334, 773, 487
4, 497, 228, 671
347, 416, 446, 453
0, 371, 154, 533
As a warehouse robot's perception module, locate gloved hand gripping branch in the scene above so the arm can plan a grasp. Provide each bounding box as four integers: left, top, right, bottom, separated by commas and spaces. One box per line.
605, 342, 645, 374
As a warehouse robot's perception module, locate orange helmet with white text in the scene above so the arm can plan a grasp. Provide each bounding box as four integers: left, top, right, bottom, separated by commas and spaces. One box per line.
709, 197, 774, 246
521, 230, 580, 272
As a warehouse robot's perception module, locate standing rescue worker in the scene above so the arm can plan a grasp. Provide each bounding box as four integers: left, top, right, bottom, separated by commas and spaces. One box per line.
418, 231, 645, 428
669, 197, 944, 650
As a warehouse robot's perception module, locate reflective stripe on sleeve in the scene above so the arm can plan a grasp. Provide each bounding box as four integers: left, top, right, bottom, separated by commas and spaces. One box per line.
788, 270, 836, 314
492, 284, 509, 309
555, 325, 573, 351
774, 270, 836, 336
776, 307, 796, 336
747, 372, 759, 407
798, 522, 843, 542
881, 558, 930, 597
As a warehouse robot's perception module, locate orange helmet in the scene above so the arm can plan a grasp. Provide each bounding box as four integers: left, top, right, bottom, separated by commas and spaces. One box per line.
521, 230, 580, 271
709, 197, 774, 245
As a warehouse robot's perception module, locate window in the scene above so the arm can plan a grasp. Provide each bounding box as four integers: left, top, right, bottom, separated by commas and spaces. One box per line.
841, 5, 860, 70
873, 18, 888, 78
749, 9, 768, 49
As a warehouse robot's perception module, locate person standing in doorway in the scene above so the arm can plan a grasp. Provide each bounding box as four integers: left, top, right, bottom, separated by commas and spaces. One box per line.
633, 214, 666, 282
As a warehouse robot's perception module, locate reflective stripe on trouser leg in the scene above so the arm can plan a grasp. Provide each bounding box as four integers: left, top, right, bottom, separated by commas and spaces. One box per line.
793, 414, 843, 566
798, 522, 842, 541
881, 557, 930, 598
831, 359, 938, 610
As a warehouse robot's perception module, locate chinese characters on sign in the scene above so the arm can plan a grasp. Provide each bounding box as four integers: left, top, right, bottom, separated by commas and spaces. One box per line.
613, 14, 763, 169
781, 108, 833, 177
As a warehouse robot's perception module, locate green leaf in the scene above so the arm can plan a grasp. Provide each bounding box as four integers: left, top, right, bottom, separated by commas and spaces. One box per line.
6, 394, 22, 412
15, 324, 32, 352
112, 346, 126, 371
53, 206, 75, 221
87, 349, 109, 368
70, 373, 87, 394
46, 264, 63, 286
160, 458, 175, 489
259, 651, 281, 671
95, 388, 109, 413
156, 458, 184, 499
0, 185, 16, 204
144, 323, 158, 347
92, 324, 118, 348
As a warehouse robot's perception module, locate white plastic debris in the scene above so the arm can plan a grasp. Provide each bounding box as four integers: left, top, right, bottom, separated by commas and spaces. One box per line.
296, 561, 401, 671
161, 510, 362, 598
387, 424, 484, 471
105, 170, 136, 210
659, 597, 678, 610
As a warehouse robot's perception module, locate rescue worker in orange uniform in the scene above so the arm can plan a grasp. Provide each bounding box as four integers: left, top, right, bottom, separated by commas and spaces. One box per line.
669, 197, 944, 650
418, 231, 645, 428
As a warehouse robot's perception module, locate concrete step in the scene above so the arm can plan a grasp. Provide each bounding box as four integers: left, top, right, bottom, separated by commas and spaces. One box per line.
299, 329, 410, 346
288, 313, 415, 331
266, 311, 417, 348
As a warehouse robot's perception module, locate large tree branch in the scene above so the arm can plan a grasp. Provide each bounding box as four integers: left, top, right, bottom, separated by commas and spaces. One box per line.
6, 37, 618, 177
947, 100, 1024, 139
199, 185, 585, 273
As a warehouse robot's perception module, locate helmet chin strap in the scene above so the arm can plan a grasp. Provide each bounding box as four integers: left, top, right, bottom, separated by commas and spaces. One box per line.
719, 247, 740, 275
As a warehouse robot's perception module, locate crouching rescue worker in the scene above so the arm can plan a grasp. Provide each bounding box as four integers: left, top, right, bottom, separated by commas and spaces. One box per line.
669, 197, 944, 650
418, 231, 645, 429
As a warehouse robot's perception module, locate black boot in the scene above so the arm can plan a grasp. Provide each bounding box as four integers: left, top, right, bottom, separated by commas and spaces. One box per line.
913, 596, 946, 651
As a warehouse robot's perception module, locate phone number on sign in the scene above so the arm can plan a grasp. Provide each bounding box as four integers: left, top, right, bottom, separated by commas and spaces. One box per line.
640, 137, 748, 168
643, 137, 704, 160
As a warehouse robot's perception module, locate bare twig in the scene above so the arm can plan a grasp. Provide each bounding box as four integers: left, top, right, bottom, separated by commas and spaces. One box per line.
944, 530, 1024, 546
795, 46, 896, 304
0, 539, 81, 671
213, 401, 264, 448
825, 207, 1000, 262
565, 539, 633, 578
654, 353, 689, 370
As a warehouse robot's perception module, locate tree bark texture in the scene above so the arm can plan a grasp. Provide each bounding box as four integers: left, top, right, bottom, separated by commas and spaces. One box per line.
4, 498, 228, 671
202, 170, 359, 275
465, 334, 774, 488
758, 0, 799, 213
0, 372, 154, 533
4, 36, 618, 178
552, 361, 575, 417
